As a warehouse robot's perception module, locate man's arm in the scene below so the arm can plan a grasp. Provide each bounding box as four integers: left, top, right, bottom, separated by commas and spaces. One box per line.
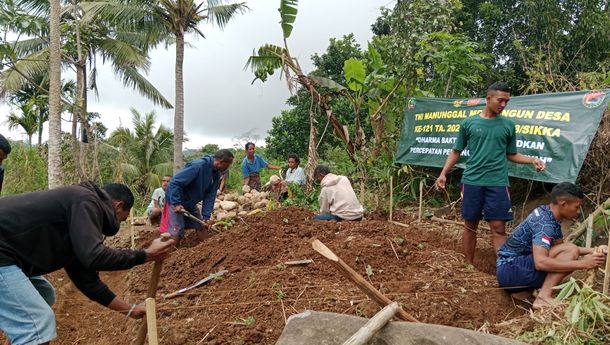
532, 245, 605, 272
507, 153, 545, 171
267, 163, 280, 170
319, 189, 330, 213
436, 150, 461, 189
166, 163, 200, 207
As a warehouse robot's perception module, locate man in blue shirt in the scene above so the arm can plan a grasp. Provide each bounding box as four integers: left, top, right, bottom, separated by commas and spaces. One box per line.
496, 182, 607, 309
241, 142, 279, 191
162, 149, 234, 246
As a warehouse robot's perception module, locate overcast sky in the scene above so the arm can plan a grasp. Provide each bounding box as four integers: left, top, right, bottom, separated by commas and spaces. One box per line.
0, 0, 393, 149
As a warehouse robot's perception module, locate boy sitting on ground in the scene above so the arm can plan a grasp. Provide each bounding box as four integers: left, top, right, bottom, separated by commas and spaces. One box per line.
496, 182, 607, 309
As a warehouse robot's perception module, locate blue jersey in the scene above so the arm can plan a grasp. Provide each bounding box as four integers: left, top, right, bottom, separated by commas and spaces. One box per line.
496, 205, 562, 267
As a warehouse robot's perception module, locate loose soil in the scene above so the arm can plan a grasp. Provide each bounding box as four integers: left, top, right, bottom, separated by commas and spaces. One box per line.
4, 208, 529, 344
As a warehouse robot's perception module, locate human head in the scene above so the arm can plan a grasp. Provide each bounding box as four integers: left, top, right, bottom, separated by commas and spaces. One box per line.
245, 142, 255, 158
213, 149, 234, 171
485, 82, 511, 116
313, 165, 330, 183
103, 183, 134, 222
0, 134, 11, 165
550, 182, 584, 221
287, 154, 300, 169
161, 175, 171, 190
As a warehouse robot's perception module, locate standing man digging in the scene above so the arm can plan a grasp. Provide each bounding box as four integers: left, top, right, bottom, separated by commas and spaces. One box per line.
162, 149, 234, 246
0, 182, 174, 345
436, 82, 545, 264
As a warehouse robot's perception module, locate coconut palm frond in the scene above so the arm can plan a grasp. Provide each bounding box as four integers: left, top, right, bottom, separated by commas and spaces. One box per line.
113, 64, 173, 109
206, 2, 248, 29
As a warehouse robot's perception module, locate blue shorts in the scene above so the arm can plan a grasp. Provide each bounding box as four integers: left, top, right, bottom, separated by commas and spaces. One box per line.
0, 265, 57, 344
496, 255, 547, 292
461, 184, 513, 221
166, 204, 204, 237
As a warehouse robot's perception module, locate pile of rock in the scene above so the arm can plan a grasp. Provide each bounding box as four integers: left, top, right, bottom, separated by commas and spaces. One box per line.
213, 185, 270, 221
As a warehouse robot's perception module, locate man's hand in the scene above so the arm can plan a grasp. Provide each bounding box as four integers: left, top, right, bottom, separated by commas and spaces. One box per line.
581, 252, 606, 269
144, 237, 175, 262
435, 174, 447, 189
532, 158, 545, 172
129, 302, 146, 319
173, 204, 185, 214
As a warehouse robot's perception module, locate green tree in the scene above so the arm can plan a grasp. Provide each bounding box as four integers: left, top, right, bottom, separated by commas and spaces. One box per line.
5, 103, 38, 146
107, 108, 173, 195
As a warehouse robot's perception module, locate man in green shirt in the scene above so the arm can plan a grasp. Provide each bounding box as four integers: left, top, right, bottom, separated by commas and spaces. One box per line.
436, 82, 545, 264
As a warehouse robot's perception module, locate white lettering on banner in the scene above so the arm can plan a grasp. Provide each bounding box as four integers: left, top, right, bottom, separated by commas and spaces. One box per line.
516, 140, 545, 150
415, 137, 441, 144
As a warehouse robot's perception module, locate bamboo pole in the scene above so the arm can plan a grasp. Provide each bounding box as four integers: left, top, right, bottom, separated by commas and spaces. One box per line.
389, 175, 394, 222
417, 180, 424, 222
585, 217, 593, 248
602, 231, 610, 295
145, 298, 158, 345
566, 197, 610, 242
342, 302, 399, 345
130, 208, 135, 250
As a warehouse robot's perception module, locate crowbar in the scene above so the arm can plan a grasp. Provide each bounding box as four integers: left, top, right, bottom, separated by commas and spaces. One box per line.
163, 270, 228, 299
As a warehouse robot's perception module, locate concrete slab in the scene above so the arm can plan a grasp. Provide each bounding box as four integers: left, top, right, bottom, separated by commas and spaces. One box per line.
276, 310, 526, 345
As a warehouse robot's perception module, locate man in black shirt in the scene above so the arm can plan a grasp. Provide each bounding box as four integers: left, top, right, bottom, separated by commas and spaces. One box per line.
0, 182, 174, 345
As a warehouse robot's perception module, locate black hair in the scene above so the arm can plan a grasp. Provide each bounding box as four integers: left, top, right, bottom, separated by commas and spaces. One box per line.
103, 183, 135, 210
551, 182, 584, 203
487, 82, 511, 94
288, 153, 300, 165
0, 134, 11, 154
313, 165, 330, 178
245, 142, 255, 150
214, 149, 234, 162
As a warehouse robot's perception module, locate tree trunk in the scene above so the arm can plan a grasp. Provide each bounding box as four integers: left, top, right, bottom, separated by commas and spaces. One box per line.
173, 32, 185, 174
73, 63, 86, 180
304, 110, 319, 185
47, 0, 63, 189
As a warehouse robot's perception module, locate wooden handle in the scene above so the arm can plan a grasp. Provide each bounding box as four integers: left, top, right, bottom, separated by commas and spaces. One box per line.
312, 239, 419, 323
134, 234, 171, 345
342, 302, 399, 345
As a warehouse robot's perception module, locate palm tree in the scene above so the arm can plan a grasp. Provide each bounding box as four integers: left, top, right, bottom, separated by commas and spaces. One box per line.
5, 104, 39, 146
48, 0, 62, 189
107, 108, 173, 194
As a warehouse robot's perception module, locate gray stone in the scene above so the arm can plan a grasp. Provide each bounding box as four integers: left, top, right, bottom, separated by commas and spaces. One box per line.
275, 311, 526, 345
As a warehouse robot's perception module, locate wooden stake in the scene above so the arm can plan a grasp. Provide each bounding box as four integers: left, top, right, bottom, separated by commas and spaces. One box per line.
135, 233, 171, 345
602, 235, 610, 295
130, 208, 135, 250
585, 246, 603, 286
430, 216, 491, 231
311, 239, 418, 322
586, 216, 593, 248
284, 259, 313, 266
418, 179, 424, 222
342, 302, 399, 345
145, 297, 158, 345
389, 175, 394, 222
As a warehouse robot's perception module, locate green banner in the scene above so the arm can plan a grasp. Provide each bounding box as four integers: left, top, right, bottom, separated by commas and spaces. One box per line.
395, 90, 610, 183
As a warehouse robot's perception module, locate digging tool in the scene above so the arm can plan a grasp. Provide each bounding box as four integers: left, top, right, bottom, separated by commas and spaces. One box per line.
311, 239, 419, 322
342, 302, 399, 345
181, 210, 221, 234
163, 270, 228, 299
135, 233, 171, 345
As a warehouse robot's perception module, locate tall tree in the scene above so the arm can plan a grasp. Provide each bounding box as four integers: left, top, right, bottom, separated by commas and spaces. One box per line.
48, 0, 62, 189
5, 103, 38, 146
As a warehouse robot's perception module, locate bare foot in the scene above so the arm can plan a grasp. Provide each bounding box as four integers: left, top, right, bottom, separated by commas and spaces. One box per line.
510, 290, 533, 302
532, 296, 554, 309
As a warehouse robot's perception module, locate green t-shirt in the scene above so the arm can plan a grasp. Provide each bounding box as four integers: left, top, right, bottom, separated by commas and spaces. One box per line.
453, 115, 517, 186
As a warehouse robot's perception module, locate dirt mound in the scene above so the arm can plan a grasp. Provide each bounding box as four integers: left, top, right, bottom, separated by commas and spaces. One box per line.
10, 208, 526, 344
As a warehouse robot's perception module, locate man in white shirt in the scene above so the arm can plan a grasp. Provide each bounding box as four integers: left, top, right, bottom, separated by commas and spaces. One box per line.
313, 165, 364, 221
146, 175, 170, 224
